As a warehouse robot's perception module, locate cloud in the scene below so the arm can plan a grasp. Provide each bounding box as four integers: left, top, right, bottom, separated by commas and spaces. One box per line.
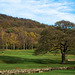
0, 0, 75, 25
0, 0, 21, 3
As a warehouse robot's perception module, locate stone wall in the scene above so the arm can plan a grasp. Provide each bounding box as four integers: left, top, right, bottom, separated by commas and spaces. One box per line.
0, 66, 75, 75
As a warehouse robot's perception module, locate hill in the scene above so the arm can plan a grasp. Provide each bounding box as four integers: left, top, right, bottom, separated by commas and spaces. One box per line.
0, 14, 48, 29
0, 14, 50, 49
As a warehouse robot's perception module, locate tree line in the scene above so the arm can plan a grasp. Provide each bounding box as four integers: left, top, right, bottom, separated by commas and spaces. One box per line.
0, 14, 47, 50
0, 28, 40, 50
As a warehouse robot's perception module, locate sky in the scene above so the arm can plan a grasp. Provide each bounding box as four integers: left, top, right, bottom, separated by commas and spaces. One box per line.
0, 0, 75, 25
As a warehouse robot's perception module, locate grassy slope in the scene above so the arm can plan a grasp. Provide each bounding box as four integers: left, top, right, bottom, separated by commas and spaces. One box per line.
0, 50, 75, 71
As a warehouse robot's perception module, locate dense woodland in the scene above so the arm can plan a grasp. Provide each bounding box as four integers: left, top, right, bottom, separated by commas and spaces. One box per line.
0, 14, 75, 55
0, 14, 49, 50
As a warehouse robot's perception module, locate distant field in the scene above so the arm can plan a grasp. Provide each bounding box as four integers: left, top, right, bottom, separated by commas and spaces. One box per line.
0, 49, 75, 71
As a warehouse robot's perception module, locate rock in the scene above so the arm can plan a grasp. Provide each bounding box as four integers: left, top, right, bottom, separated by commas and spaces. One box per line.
0, 71, 2, 74
39, 71, 43, 73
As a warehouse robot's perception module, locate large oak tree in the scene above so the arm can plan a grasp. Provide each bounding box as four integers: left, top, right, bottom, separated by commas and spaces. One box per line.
35, 26, 75, 64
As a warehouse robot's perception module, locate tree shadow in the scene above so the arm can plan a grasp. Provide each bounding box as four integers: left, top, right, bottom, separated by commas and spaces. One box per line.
0, 55, 75, 65
59, 70, 75, 74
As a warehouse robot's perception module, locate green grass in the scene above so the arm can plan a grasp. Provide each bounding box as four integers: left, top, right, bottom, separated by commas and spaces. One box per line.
15, 70, 75, 75
0, 49, 75, 71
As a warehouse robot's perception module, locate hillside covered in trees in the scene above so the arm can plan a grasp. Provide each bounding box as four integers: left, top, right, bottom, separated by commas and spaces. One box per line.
0, 14, 48, 28
0, 14, 75, 54
0, 14, 49, 50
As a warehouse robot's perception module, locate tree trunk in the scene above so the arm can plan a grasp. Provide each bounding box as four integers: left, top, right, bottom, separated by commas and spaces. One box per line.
6, 46, 8, 49
13, 43, 15, 50
6, 42, 8, 49
32, 44, 33, 50
23, 43, 25, 50
26, 42, 27, 50
61, 52, 66, 64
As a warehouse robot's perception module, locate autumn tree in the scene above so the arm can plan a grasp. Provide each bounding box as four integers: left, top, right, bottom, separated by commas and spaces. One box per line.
0, 30, 5, 49
27, 32, 40, 49
28, 32, 36, 49
4, 33, 10, 49
18, 29, 28, 49
9, 33, 18, 49
0, 30, 10, 53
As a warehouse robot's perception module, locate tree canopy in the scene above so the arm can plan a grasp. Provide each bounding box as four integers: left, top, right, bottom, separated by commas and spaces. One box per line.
35, 25, 75, 64
55, 20, 75, 30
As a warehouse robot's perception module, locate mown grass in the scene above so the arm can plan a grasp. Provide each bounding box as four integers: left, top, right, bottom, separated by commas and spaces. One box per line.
15, 70, 75, 75
0, 49, 75, 71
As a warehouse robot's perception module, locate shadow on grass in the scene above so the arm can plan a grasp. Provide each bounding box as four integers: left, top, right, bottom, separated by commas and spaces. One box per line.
0, 55, 75, 65
59, 70, 75, 74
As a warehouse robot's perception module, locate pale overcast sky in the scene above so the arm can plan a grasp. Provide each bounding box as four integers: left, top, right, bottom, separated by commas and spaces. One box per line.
0, 0, 75, 25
